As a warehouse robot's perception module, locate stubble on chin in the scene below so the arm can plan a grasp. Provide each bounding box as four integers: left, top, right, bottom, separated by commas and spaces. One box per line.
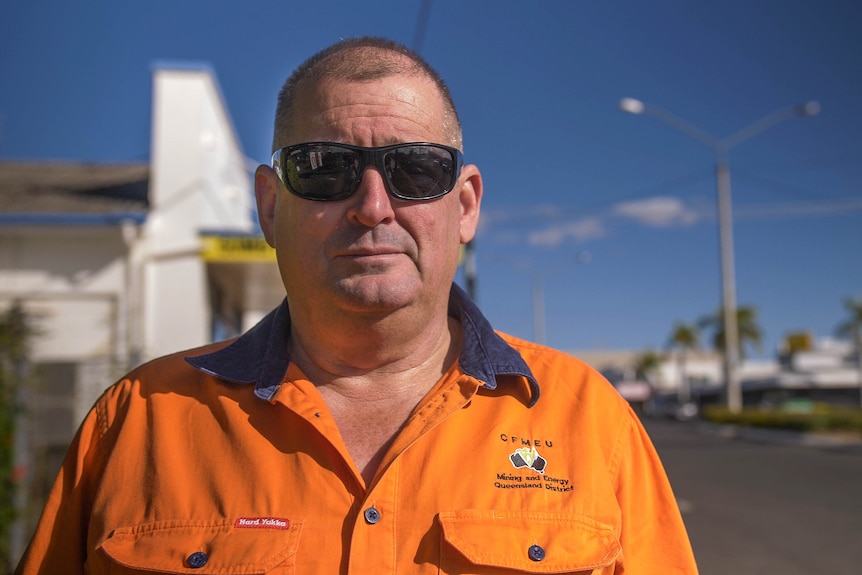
326, 266, 421, 314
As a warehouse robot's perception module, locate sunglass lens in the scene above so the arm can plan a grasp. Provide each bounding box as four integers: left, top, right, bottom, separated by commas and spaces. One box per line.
385, 146, 456, 199
285, 146, 359, 200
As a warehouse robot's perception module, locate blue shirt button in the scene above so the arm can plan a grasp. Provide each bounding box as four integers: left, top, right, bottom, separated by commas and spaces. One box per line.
187, 551, 208, 568
364, 506, 381, 524
528, 544, 546, 561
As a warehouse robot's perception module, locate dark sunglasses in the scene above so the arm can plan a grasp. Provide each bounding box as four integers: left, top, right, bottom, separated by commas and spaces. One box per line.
271, 142, 464, 202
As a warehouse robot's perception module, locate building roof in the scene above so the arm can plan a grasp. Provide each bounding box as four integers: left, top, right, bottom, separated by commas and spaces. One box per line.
0, 162, 149, 224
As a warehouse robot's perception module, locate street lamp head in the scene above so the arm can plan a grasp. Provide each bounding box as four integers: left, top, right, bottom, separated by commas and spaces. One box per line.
797, 101, 821, 117
619, 97, 645, 115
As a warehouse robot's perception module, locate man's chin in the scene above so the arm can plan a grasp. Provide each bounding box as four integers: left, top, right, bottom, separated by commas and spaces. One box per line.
331, 277, 418, 314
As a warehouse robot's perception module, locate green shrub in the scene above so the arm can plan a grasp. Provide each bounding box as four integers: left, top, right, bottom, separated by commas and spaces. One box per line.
703, 404, 862, 434
0, 303, 32, 574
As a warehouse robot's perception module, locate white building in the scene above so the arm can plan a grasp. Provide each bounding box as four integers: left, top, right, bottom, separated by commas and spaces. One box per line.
574, 335, 860, 410
0, 64, 284, 551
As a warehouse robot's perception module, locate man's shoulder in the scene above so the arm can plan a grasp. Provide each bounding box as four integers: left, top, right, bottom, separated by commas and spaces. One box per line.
496, 331, 599, 375
97, 339, 241, 409
122, 340, 234, 379
495, 331, 628, 408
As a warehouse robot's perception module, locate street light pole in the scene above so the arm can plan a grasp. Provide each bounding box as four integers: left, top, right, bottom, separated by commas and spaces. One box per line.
715, 156, 741, 412
532, 281, 545, 345
486, 251, 591, 345
619, 98, 819, 413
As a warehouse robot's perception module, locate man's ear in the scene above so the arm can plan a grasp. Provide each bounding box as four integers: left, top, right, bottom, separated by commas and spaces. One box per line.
255, 165, 279, 248
457, 164, 483, 244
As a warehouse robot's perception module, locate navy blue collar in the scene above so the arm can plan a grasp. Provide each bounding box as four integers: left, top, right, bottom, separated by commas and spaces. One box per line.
186, 284, 539, 406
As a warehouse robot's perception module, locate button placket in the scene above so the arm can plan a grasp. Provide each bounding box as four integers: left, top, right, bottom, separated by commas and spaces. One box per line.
348, 471, 398, 573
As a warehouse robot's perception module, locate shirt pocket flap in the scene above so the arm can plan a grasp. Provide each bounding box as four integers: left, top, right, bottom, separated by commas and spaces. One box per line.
438, 510, 620, 573
99, 518, 302, 573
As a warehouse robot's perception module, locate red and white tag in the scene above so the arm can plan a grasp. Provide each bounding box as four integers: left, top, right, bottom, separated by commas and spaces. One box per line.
234, 517, 290, 530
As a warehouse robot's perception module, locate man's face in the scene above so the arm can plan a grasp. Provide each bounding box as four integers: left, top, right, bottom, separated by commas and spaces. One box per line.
256, 73, 481, 319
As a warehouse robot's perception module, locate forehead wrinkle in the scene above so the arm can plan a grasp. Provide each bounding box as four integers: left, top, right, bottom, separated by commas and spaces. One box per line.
323, 110, 435, 139
291, 76, 449, 147
315, 103, 440, 144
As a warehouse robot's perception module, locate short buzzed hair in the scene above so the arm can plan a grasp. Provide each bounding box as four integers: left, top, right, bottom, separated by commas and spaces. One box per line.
272, 36, 463, 153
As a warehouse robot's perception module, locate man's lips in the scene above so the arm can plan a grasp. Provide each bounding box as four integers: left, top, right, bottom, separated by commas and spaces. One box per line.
337, 247, 405, 258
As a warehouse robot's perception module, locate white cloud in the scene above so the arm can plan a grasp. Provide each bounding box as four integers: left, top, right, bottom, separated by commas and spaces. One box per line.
612, 196, 700, 227
480, 204, 567, 227
527, 217, 606, 247
486, 229, 522, 245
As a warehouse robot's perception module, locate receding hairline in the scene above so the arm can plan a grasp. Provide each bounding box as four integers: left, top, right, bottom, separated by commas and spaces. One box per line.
272, 37, 463, 153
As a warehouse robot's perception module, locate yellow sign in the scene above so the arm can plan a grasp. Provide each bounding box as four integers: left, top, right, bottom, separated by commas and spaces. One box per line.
201, 235, 276, 263
782, 331, 812, 353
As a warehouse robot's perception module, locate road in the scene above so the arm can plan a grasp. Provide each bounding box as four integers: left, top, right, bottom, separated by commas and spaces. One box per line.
644, 417, 862, 574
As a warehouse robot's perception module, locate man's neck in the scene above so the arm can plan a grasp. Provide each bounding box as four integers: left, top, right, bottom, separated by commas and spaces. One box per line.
286, 308, 462, 487
288, 306, 459, 395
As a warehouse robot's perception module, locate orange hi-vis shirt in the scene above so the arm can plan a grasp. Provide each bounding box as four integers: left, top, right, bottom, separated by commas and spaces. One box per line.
17, 285, 697, 574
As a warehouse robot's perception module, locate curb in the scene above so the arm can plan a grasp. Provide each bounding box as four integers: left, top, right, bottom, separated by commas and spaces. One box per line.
695, 421, 862, 453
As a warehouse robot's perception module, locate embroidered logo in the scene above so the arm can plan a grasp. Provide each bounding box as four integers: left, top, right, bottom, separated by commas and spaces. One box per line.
234, 517, 290, 530
509, 446, 547, 474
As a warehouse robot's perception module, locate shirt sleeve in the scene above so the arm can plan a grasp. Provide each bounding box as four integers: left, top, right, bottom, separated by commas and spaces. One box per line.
610, 408, 699, 574
14, 390, 110, 575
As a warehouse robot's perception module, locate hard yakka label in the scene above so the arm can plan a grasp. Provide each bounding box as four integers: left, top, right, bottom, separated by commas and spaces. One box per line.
234, 517, 290, 530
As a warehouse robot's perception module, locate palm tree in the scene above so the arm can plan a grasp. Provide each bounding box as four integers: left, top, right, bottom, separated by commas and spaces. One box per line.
667, 322, 699, 402
835, 297, 862, 407
698, 305, 763, 359
633, 350, 662, 383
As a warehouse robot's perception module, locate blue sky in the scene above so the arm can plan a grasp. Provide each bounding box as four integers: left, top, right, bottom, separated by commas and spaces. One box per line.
2, 0, 860, 357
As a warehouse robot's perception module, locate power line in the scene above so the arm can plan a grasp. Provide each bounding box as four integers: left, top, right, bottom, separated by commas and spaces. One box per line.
413, 0, 433, 53
732, 168, 852, 202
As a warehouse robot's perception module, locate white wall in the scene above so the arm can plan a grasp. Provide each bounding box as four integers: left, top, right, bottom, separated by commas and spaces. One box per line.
142, 64, 253, 359
0, 227, 128, 362
148, 66, 252, 247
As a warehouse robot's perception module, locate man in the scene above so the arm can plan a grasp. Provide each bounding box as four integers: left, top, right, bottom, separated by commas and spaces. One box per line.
17, 37, 697, 574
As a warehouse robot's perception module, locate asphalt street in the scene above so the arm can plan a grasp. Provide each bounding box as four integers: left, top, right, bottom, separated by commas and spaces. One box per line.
644, 417, 862, 575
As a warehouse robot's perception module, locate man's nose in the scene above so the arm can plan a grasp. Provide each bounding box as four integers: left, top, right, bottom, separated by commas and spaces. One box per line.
347, 167, 396, 227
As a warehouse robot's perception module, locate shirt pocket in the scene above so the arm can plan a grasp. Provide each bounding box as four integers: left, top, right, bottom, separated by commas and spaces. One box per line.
96, 518, 302, 574
438, 510, 620, 574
